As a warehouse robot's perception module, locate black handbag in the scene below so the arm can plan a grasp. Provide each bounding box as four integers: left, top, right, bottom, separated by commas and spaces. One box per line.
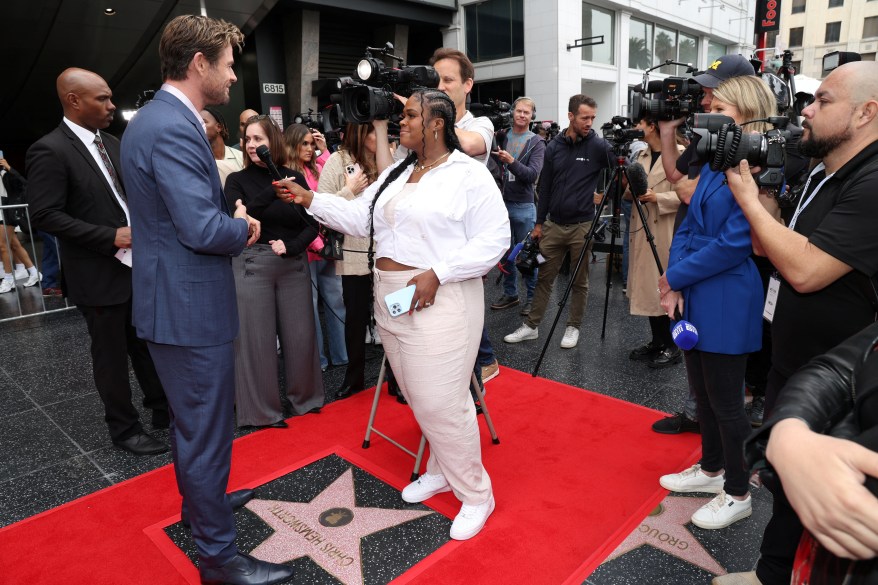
317, 226, 344, 261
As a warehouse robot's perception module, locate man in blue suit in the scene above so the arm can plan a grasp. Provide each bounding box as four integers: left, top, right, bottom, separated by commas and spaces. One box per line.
120, 14, 293, 585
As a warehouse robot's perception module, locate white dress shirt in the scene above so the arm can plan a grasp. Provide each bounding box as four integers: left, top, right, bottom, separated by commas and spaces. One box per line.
63, 117, 130, 226
308, 149, 509, 284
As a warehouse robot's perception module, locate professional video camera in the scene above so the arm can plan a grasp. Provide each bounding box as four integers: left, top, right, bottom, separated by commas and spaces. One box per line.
470, 99, 512, 131
293, 109, 323, 129
515, 234, 545, 274
600, 116, 645, 155
690, 113, 800, 189
630, 59, 701, 121
335, 42, 439, 124
534, 121, 561, 141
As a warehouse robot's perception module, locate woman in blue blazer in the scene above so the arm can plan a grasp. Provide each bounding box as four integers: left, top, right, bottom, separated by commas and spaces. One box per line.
657, 76, 778, 530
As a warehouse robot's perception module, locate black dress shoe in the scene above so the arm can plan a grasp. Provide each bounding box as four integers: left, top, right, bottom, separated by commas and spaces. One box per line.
648, 347, 683, 369
336, 384, 364, 400
113, 432, 169, 456
629, 341, 664, 361
151, 409, 170, 429
182, 489, 254, 527
386, 377, 407, 404
652, 412, 700, 434
200, 552, 294, 585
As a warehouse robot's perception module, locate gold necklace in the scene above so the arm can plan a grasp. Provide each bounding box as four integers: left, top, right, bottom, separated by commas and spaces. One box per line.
413, 150, 450, 172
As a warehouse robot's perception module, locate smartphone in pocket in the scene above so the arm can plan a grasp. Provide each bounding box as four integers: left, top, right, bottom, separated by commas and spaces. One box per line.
384, 284, 417, 317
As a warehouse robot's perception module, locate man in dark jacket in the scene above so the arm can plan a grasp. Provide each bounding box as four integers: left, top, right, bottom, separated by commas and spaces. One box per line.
490, 97, 546, 316
504, 94, 614, 349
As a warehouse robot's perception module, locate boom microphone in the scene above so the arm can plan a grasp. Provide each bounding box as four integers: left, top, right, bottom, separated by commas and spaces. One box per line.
255, 145, 283, 181
627, 162, 650, 198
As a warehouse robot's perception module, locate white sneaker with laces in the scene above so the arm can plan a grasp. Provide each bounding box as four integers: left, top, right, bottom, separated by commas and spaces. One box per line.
401, 473, 450, 503
23, 272, 42, 288
691, 490, 752, 529
659, 463, 724, 493
504, 323, 538, 343
449, 495, 495, 540
0, 279, 14, 294
560, 326, 579, 348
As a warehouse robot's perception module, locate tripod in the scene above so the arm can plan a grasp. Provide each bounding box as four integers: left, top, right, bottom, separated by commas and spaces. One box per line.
532, 152, 667, 377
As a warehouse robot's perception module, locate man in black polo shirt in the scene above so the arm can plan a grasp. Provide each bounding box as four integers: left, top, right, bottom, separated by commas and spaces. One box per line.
503, 94, 614, 349
718, 60, 878, 585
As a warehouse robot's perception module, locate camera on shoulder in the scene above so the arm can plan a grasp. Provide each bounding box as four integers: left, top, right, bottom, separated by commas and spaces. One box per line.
333, 42, 438, 124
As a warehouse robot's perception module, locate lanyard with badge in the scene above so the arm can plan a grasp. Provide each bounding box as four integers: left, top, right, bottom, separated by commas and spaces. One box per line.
763, 162, 836, 323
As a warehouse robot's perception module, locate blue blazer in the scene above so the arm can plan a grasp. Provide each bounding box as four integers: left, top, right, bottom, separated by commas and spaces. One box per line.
120, 90, 248, 346
666, 166, 763, 355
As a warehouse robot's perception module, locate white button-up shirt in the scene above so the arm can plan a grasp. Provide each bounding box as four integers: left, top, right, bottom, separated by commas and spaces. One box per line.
308, 149, 509, 284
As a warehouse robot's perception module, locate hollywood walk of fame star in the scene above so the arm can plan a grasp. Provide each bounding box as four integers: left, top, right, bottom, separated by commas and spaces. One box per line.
245, 468, 435, 585
605, 494, 727, 575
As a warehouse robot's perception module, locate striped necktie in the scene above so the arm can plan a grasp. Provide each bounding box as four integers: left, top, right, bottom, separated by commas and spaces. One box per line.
93, 134, 126, 201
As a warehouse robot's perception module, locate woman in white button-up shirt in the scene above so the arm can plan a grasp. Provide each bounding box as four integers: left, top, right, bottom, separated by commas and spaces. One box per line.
276, 89, 509, 541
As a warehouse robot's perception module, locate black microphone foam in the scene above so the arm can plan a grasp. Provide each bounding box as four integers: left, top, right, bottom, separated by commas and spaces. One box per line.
627, 162, 649, 198
255, 145, 283, 181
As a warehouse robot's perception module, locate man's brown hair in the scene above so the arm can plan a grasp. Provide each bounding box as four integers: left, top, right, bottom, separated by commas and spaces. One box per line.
429, 48, 475, 82
159, 15, 244, 81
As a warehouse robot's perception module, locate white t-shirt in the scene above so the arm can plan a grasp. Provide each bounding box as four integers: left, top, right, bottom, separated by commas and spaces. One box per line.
308, 149, 509, 284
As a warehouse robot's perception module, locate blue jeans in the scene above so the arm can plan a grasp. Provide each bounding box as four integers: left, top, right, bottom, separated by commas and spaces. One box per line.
502, 201, 538, 301
620, 198, 632, 285
477, 327, 494, 367
38, 231, 60, 288
309, 259, 348, 368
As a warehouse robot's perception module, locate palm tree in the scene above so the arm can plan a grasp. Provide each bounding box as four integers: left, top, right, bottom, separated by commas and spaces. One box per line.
629, 36, 651, 70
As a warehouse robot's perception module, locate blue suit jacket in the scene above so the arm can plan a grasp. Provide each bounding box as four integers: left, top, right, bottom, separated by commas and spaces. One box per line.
120, 90, 248, 346
666, 166, 763, 355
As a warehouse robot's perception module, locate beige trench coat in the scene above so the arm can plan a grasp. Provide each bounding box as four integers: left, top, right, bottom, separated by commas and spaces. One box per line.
626, 145, 683, 316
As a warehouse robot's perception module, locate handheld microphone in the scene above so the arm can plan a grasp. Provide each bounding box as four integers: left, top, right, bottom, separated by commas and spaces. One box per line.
627, 162, 650, 198
506, 242, 525, 263
671, 310, 699, 351
255, 145, 283, 181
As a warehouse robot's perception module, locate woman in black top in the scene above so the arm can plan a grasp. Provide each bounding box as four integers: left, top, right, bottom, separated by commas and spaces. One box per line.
224, 116, 324, 428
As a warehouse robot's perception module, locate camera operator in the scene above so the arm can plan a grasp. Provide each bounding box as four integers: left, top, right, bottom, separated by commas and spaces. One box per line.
718, 60, 878, 585
490, 97, 546, 315
651, 54, 758, 436
503, 94, 615, 350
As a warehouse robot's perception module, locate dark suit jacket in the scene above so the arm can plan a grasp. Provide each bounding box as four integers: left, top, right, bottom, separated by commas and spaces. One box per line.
26, 123, 131, 306
120, 89, 248, 346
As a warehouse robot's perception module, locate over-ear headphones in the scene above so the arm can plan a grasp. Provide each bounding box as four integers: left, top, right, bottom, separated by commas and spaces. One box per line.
513, 96, 537, 121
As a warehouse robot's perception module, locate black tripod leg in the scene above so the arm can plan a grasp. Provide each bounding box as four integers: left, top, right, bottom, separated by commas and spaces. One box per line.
629, 179, 666, 277
531, 189, 611, 378
600, 168, 625, 340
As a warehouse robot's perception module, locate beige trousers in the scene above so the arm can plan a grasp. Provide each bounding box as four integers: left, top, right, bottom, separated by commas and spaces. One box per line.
373, 268, 492, 505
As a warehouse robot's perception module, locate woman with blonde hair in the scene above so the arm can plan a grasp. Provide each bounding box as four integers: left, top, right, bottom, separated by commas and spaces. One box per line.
657, 74, 777, 530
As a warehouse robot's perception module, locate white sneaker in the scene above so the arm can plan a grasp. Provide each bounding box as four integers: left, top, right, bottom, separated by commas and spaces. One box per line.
560, 326, 579, 348
401, 473, 450, 503
23, 272, 42, 288
504, 323, 538, 343
659, 464, 724, 493
0, 279, 14, 294
13, 267, 27, 280
691, 490, 752, 529
449, 495, 495, 540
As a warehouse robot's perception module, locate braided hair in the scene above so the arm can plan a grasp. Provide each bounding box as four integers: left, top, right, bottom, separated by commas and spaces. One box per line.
365, 89, 463, 272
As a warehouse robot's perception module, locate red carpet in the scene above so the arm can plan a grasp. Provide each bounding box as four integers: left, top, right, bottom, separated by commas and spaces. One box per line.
0, 367, 699, 584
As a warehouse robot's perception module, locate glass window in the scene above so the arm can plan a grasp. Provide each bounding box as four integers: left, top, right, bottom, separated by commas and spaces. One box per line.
582, 3, 615, 65
471, 77, 525, 106
707, 41, 727, 65
825, 21, 841, 43
789, 27, 804, 47
828, 0, 843, 6
677, 32, 698, 76
628, 18, 653, 69
654, 25, 677, 72
865, 16, 878, 38
464, 0, 524, 63
792, 0, 806, 12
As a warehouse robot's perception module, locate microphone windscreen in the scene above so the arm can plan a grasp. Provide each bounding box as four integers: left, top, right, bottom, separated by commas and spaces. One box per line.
671, 320, 699, 351
627, 162, 650, 198
507, 242, 524, 263
255, 145, 283, 181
